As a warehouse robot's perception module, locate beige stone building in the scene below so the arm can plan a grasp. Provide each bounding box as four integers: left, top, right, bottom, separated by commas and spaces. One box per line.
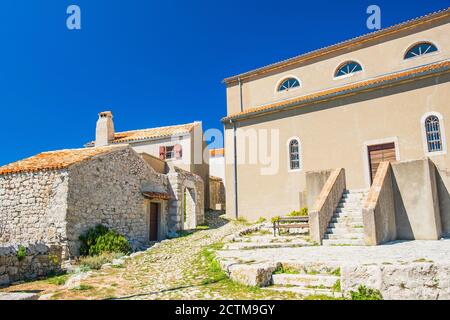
87, 111, 210, 209
222, 9, 450, 244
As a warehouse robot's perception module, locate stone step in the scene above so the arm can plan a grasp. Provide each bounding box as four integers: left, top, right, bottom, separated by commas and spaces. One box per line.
265, 286, 343, 298
322, 239, 365, 246
323, 233, 364, 240
328, 222, 364, 228
272, 274, 338, 288
331, 217, 363, 224
224, 241, 313, 250
333, 210, 363, 217
337, 203, 364, 209
326, 227, 364, 234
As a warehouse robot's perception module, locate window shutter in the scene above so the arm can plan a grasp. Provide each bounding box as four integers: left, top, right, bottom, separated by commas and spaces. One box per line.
159, 146, 166, 160
175, 144, 182, 159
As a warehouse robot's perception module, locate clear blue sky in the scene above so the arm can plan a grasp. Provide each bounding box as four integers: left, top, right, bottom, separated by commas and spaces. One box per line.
0, 0, 448, 165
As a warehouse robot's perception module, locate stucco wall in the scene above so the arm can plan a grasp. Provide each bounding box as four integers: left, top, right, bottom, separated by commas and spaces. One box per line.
225, 76, 450, 220
226, 19, 450, 115
435, 164, 450, 236
65, 147, 169, 256
0, 170, 69, 250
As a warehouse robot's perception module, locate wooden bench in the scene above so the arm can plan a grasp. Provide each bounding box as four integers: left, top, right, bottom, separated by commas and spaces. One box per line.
273, 216, 309, 236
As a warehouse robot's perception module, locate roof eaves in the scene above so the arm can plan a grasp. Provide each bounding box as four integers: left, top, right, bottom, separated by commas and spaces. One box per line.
222, 61, 450, 123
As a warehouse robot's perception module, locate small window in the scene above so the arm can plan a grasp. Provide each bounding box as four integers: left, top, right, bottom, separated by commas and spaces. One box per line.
405, 42, 438, 60
335, 61, 363, 78
165, 146, 175, 159
425, 116, 443, 152
289, 139, 301, 171
278, 78, 300, 92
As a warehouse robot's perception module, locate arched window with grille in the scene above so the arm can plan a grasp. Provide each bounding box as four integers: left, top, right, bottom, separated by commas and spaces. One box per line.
277, 77, 301, 92
425, 116, 443, 152
404, 42, 438, 60
421, 112, 447, 156
334, 61, 363, 78
288, 138, 301, 171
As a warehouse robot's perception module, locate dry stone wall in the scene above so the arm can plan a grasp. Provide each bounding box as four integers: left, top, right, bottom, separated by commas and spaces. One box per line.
66, 147, 169, 256
0, 170, 69, 249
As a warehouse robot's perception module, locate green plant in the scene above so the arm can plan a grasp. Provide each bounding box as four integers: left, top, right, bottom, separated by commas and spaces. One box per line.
332, 279, 341, 292
350, 285, 383, 300
79, 225, 131, 256
271, 216, 281, 224
78, 252, 124, 270
287, 208, 308, 217
72, 284, 94, 291
48, 253, 60, 266
330, 268, 341, 276
16, 245, 27, 262
273, 265, 300, 275
255, 217, 266, 224
47, 274, 70, 286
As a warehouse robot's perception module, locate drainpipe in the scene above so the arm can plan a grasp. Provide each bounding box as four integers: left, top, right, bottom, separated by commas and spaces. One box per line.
230, 119, 239, 220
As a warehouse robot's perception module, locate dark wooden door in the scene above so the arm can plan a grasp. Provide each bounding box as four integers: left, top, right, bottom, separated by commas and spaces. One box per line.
149, 203, 159, 241
368, 143, 396, 183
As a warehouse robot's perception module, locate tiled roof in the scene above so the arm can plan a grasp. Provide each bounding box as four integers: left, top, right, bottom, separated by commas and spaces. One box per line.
223, 7, 450, 84
223, 60, 450, 122
0, 145, 126, 175
87, 122, 199, 146
209, 148, 224, 157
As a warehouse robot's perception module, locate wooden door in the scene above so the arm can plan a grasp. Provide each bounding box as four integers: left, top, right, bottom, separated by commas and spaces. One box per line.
368, 143, 396, 183
149, 203, 159, 241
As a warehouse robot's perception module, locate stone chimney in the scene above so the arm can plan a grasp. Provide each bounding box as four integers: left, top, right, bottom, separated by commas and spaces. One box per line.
95, 111, 115, 147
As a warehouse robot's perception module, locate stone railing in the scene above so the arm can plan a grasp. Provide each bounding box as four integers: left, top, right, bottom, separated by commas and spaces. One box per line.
309, 168, 346, 244
362, 162, 397, 245
0, 244, 62, 287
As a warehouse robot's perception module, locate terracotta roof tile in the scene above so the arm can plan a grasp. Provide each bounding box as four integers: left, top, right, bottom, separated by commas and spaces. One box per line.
224, 7, 450, 83
0, 145, 126, 175
87, 122, 200, 146
223, 60, 450, 122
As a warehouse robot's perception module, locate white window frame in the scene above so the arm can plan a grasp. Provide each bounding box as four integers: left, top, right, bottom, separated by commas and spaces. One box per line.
287, 137, 302, 172
421, 112, 447, 157
333, 60, 364, 80
403, 41, 440, 61
275, 75, 302, 94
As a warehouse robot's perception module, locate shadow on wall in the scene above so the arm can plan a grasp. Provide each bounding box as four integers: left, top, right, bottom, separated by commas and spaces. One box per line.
391, 173, 413, 240
436, 166, 450, 237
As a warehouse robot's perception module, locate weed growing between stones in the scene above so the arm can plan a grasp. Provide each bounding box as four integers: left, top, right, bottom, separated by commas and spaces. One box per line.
350, 285, 383, 300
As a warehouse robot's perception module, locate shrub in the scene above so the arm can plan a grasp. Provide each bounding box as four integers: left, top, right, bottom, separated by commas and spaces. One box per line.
350, 285, 383, 300
287, 208, 309, 217
78, 252, 124, 270
16, 245, 27, 262
79, 225, 131, 256
255, 217, 266, 224
271, 216, 281, 224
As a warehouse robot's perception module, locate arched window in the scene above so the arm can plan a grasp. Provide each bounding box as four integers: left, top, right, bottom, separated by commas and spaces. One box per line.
405, 42, 438, 60
278, 78, 300, 92
425, 116, 443, 152
288, 139, 301, 171
335, 61, 363, 78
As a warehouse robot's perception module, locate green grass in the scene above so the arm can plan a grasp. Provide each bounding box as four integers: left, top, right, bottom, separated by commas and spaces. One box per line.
46, 274, 70, 286
71, 284, 94, 291
332, 279, 341, 292
78, 252, 125, 270
273, 265, 300, 275
413, 258, 434, 263
330, 268, 341, 276
350, 285, 383, 300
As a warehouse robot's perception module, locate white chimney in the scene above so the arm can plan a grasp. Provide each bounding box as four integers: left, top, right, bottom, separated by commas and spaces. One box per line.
95, 111, 115, 147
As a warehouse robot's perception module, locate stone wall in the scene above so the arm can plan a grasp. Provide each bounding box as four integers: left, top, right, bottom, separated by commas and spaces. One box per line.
0, 244, 62, 287
341, 263, 450, 300
209, 176, 226, 211
66, 147, 169, 256
363, 162, 397, 245
167, 167, 204, 232
0, 170, 69, 251
309, 168, 346, 244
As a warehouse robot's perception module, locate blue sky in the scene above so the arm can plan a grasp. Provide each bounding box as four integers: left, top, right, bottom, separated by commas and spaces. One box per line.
0, 0, 448, 165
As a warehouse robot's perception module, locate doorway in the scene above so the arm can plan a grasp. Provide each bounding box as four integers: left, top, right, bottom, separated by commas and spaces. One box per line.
149, 202, 159, 241
368, 142, 397, 183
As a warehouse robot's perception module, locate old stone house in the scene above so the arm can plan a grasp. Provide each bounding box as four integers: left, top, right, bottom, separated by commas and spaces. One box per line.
86, 111, 211, 210
222, 8, 450, 245
0, 145, 204, 258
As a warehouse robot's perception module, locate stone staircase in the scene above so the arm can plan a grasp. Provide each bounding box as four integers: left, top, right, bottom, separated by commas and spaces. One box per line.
322, 189, 368, 246
265, 270, 342, 298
